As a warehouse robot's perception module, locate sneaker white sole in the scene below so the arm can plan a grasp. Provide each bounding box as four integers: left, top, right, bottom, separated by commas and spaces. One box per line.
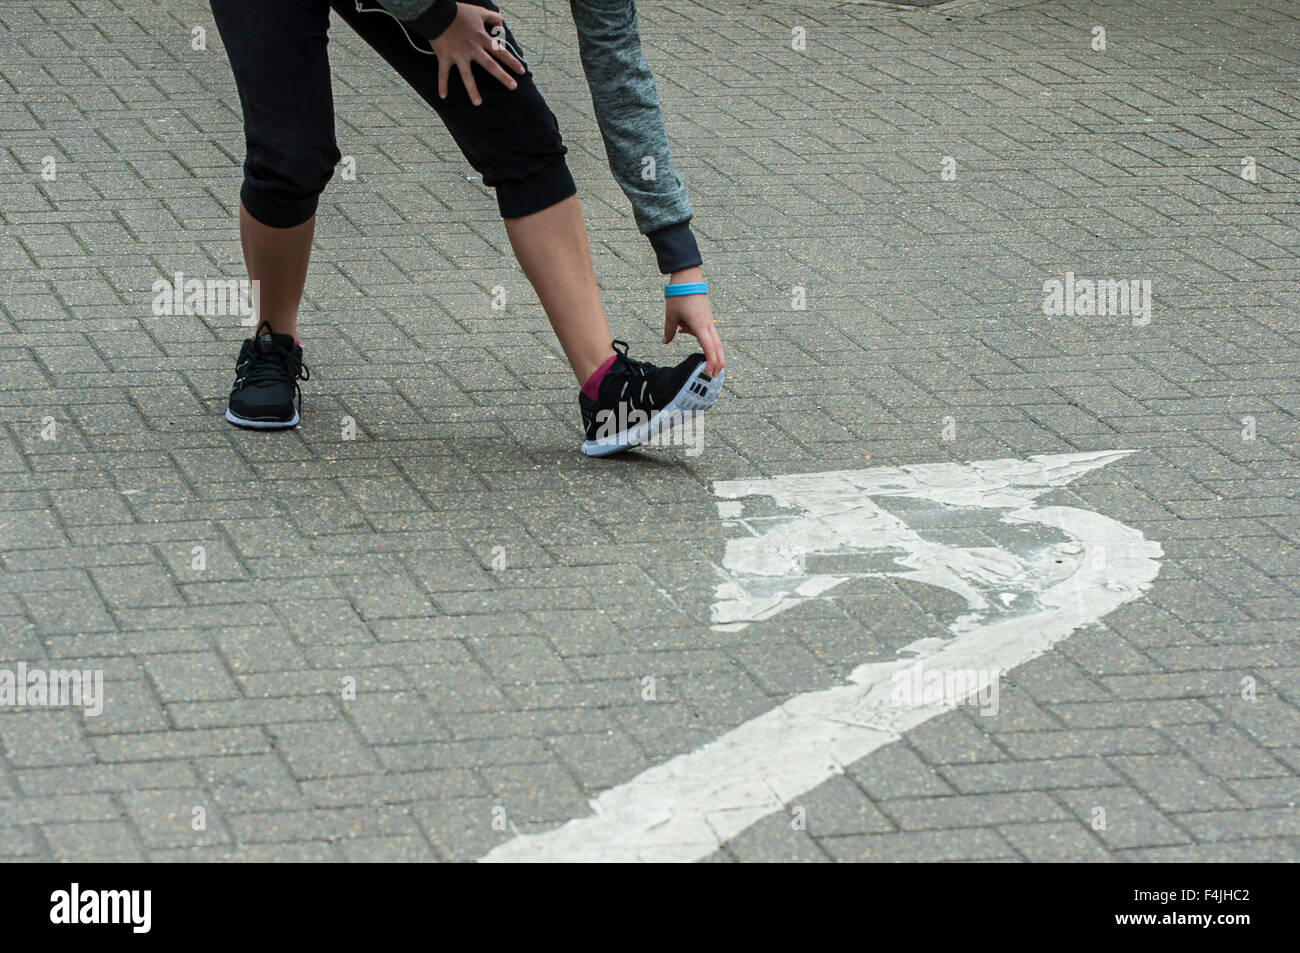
225, 407, 300, 429
581, 364, 724, 457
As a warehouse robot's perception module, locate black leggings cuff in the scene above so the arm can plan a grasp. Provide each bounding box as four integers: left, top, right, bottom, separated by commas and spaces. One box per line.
496, 161, 576, 219
241, 180, 320, 228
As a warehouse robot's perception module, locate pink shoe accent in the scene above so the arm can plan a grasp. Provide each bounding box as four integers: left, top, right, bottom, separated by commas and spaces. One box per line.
580, 353, 618, 401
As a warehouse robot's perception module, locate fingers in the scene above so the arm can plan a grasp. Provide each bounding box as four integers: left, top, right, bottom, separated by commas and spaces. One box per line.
433, 7, 522, 106
458, 61, 482, 106
699, 325, 723, 377
690, 301, 725, 376
708, 324, 726, 375
491, 42, 526, 76
478, 11, 526, 74
474, 48, 518, 92
665, 298, 725, 376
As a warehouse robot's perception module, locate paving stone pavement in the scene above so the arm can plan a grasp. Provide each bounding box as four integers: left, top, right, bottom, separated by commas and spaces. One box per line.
0, 0, 1297, 862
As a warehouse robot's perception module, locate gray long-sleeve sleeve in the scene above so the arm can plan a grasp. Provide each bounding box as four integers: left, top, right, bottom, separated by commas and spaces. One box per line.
569, 0, 701, 273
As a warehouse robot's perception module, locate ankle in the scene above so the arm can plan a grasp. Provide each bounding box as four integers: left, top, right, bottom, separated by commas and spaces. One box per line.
580, 351, 618, 400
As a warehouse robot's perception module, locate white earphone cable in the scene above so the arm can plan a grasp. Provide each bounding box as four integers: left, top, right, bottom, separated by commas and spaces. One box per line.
352, 1, 527, 64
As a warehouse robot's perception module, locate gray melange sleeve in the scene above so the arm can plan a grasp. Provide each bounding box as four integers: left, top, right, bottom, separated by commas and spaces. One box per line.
570, 0, 702, 273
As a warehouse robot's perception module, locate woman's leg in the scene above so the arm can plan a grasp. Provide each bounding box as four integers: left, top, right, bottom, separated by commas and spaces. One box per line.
210, 0, 339, 427
503, 195, 612, 383
240, 206, 316, 340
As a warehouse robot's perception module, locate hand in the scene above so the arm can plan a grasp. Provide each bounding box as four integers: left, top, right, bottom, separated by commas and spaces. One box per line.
663, 267, 725, 377
429, 3, 526, 106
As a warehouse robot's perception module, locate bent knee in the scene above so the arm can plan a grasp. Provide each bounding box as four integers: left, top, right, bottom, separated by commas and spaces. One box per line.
240, 142, 342, 228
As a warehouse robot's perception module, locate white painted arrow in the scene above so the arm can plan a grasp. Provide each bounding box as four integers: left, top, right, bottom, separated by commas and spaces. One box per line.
480, 451, 1162, 862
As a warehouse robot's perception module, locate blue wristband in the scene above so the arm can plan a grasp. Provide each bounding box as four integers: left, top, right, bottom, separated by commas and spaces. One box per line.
665, 281, 708, 298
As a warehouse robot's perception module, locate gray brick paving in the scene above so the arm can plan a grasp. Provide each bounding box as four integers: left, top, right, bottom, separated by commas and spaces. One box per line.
0, 0, 1297, 861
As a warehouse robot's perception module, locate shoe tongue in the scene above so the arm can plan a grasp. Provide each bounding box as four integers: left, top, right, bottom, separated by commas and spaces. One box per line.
257, 331, 294, 352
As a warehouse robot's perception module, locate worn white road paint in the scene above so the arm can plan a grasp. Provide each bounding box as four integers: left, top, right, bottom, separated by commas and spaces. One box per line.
480, 451, 1162, 863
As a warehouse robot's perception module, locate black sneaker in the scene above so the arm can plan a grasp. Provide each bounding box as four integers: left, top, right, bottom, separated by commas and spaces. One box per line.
224, 321, 310, 429
579, 340, 724, 457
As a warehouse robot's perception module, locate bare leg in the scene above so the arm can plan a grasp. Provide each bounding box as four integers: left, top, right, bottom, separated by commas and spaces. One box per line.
504, 195, 616, 383
239, 201, 315, 340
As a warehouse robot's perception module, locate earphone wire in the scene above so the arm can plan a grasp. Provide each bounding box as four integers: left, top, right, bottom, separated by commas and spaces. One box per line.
352, 1, 527, 65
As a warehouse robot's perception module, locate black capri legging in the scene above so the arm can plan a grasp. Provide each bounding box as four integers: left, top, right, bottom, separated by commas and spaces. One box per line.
208, 0, 577, 227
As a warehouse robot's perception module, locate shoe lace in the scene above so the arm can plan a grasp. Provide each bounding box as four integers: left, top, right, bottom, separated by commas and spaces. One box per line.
610, 340, 660, 409
241, 320, 311, 410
